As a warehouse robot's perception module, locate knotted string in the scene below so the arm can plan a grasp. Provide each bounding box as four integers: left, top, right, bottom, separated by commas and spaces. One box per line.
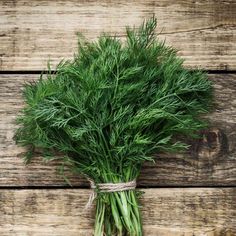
85, 179, 137, 209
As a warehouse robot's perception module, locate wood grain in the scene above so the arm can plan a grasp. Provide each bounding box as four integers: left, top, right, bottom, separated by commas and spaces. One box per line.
0, 74, 236, 187
0, 188, 235, 235
0, 0, 236, 71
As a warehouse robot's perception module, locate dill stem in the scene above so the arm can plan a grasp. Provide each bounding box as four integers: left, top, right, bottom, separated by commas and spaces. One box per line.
94, 190, 142, 236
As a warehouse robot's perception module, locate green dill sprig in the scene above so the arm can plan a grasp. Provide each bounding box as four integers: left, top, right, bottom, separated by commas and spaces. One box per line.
14, 16, 213, 236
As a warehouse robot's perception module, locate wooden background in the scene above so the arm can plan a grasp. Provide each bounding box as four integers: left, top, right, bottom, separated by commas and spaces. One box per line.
0, 0, 236, 235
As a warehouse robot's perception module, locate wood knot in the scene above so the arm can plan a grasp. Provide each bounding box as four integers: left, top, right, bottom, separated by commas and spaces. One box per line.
194, 128, 228, 160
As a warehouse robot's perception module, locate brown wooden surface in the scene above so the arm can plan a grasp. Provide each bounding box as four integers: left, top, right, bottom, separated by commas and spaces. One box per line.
0, 73, 235, 187
0, 0, 236, 71
0, 188, 235, 235
1, 1, 236, 234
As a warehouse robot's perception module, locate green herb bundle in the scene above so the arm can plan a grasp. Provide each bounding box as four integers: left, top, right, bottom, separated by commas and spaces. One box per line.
14, 17, 213, 236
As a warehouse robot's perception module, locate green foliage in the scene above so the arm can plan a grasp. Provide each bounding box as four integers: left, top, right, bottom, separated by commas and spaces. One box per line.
14, 17, 213, 235
15, 17, 212, 180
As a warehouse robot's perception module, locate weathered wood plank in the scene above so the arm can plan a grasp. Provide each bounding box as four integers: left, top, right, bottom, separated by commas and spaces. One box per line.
0, 74, 236, 187
0, 188, 235, 235
0, 0, 235, 71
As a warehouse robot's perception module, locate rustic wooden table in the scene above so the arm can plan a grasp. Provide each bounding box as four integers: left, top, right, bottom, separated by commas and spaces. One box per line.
0, 1, 236, 235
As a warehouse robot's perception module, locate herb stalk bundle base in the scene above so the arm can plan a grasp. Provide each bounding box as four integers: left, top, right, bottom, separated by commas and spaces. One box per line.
95, 190, 142, 236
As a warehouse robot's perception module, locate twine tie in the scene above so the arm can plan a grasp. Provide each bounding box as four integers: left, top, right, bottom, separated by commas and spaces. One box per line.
85, 179, 137, 209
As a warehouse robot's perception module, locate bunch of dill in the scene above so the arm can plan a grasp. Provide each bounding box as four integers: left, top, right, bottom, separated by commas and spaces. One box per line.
14, 17, 213, 236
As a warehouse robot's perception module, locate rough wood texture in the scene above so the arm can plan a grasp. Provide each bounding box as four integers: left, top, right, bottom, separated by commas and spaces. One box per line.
0, 0, 236, 71
0, 74, 236, 187
0, 188, 235, 235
